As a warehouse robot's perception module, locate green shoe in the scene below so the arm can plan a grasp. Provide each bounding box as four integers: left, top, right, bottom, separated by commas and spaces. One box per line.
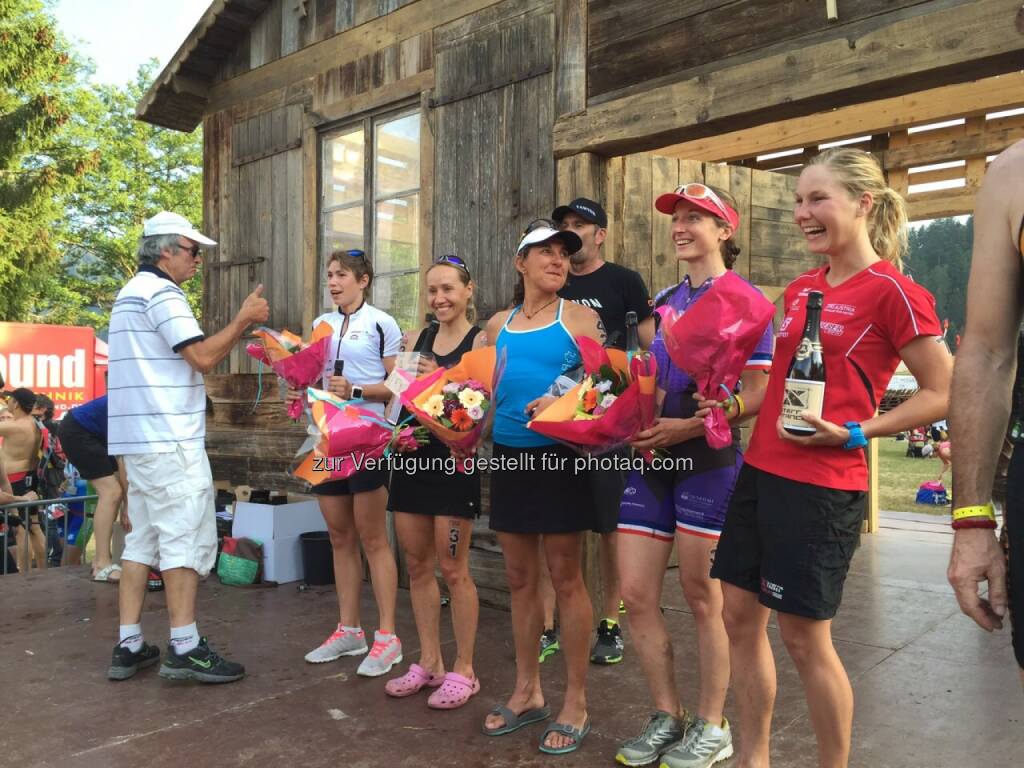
616, 711, 687, 767
659, 717, 733, 768
538, 628, 560, 663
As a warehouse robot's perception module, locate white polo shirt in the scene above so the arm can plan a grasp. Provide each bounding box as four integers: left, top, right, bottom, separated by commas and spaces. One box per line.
315, 301, 401, 417
107, 266, 206, 455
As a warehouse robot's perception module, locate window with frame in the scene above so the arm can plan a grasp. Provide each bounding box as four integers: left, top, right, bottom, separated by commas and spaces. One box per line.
320, 108, 421, 332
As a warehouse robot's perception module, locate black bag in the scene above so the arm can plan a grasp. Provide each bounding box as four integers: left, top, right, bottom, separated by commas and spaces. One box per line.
35, 421, 67, 499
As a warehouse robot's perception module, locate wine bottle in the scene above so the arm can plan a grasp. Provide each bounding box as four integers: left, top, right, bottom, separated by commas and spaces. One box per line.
625, 310, 639, 362
782, 290, 826, 435
333, 359, 345, 377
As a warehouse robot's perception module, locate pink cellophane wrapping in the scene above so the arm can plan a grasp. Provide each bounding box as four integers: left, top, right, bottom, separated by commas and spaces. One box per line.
655, 270, 774, 449
245, 332, 331, 420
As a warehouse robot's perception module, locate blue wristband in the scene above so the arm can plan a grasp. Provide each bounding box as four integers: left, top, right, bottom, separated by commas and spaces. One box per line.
843, 421, 867, 450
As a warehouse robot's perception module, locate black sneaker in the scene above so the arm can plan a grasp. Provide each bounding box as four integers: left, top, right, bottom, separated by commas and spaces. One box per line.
158, 637, 245, 683
590, 619, 624, 664
108, 641, 161, 680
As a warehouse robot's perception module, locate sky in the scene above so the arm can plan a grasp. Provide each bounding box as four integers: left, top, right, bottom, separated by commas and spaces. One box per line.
52, 0, 211, 85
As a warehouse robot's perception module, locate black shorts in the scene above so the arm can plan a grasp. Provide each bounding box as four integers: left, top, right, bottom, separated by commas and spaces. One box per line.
311, 465, 388, 497
6, 476, 42, 530
711, 464, 865, 620
388, 438, 480, 519
489, 443, 593, 534
58, 414, 117, 481
590, 447, 630, 534
1004, 448, 1024, 669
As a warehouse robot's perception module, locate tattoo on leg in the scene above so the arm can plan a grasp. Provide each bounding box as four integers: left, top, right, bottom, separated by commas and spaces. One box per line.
448, 520, 460, 558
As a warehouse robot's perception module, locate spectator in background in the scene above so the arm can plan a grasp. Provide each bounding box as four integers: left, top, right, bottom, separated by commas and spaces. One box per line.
58, 395, 124, 581
1, 447, 38, 574
0, 388, 46, 572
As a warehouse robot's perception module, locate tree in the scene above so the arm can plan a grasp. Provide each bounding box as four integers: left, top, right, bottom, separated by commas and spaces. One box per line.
32, 61, 203, 327
905, 216, 973, 347
0, 0, 93, 320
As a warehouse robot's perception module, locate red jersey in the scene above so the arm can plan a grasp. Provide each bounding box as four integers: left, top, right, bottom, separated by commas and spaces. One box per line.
746, 261, 942, 491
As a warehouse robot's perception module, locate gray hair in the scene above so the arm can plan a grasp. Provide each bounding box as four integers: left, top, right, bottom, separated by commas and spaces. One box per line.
137, 233, 180, 265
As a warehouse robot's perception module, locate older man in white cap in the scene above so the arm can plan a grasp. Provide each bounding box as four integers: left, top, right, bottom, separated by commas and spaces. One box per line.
106, 211, 268, 684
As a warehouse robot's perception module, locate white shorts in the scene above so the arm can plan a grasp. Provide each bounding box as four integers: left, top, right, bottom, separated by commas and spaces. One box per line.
121, 444, 217, 576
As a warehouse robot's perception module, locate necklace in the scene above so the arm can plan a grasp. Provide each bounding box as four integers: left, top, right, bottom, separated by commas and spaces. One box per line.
521, 297, 558, 320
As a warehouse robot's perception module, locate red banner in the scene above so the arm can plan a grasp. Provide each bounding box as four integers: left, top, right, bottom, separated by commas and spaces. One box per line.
0, 323, 104, 417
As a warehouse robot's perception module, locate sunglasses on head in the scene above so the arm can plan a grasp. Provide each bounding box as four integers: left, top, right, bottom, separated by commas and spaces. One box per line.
345, 248, 367, 262
523, 218, 558, 235
433, 254, 470, 275
675, 183, 733, 222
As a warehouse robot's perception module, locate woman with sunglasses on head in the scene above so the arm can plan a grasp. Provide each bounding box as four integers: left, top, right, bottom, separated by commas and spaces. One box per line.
710, 148, 951, 768
287, 249, 404, 677
384, 254, 487, 709
614, 184, 772, 768
480, 221, 604, 755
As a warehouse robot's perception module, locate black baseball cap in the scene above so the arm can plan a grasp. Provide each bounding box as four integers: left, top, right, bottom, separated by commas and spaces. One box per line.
552, 198, 607, 228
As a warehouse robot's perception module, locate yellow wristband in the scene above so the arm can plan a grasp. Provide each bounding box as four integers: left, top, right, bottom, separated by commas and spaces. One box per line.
951, 504, 996, 522
733, 394, 745, 418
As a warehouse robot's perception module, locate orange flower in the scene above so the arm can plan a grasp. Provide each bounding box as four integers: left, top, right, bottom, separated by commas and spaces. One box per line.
582, 389, 599, 412
450, 408, 474, 431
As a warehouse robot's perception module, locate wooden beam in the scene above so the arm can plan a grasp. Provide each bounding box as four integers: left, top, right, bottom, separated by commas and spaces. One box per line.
554, 0, 1024, 159
881, 124, 1024, 169
906, 188, 976, 221
170, 74, 210, 99
308, 68, 433, 125
206, 0, 502, 116
554, 0, 587, 119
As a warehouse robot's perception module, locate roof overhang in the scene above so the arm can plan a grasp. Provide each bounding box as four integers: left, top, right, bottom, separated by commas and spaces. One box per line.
135, 0, 273, 132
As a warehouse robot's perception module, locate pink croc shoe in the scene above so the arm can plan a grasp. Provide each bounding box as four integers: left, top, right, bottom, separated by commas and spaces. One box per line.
384, 663, 444, 698
427, 672, 481, 710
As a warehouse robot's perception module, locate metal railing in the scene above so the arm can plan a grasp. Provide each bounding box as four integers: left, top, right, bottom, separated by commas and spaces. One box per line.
1, 494, 98, 576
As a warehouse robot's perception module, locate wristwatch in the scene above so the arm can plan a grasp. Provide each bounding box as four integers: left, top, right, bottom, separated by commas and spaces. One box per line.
842, 421, 868, 450
350, 385, 364, 400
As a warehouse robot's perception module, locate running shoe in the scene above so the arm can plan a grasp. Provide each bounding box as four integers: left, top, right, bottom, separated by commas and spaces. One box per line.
304, 626, 368, 663
158, 637, 245, 684
659, 717, 733, 768
107, 641, 161, 681
619, 599, 627, 614
538, 628, 560, 663
590, 618, 624, 664
616, 711, 688, 767
146, 569, 164, 592
356, 632, 403, 677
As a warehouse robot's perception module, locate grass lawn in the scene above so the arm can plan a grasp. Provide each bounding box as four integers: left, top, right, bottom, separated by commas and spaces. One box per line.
876, 436, 949, 515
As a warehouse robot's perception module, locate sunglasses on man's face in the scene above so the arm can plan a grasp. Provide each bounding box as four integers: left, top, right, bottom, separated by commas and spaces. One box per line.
175, 242, 201, 259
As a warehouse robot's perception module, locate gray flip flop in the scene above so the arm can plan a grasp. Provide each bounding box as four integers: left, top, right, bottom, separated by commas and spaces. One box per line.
538, 719, 591, 755
482, 704, 551, 736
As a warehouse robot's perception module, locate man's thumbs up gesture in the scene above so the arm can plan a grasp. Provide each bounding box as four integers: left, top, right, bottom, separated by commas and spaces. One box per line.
238, 283, 270, 326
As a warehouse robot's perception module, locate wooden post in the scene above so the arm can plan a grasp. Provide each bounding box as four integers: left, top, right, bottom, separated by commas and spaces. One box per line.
864, 438, 879, 533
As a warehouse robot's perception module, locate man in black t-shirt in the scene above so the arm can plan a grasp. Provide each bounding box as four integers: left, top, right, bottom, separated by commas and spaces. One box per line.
538, 197, 654, 666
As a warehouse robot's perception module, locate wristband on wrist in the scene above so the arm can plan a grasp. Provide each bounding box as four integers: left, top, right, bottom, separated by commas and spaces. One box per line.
951, 503, 996, 522
951, 517, 998, 530
733, 394, 745, 419
842, 421, 868, 450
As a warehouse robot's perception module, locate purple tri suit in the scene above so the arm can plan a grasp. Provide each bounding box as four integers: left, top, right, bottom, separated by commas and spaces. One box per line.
617, 274, 774, 542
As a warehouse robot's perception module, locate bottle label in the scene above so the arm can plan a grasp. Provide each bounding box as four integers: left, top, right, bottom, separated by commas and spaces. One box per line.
782, 378, 825, 433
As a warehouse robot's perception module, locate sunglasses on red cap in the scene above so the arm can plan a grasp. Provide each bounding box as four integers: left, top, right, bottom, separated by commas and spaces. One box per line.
658, 183, 740, 229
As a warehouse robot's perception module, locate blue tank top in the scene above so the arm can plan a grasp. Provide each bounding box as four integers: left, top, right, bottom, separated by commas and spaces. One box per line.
494, 300, 582, 447
69, 395, 107, 439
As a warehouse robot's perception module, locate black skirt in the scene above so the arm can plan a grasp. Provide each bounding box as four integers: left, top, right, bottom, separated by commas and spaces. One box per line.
488, 443, 595, 534
388, 437, 480, 519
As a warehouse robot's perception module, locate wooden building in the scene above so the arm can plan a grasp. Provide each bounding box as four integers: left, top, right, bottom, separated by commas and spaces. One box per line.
138, 0, 1024, 599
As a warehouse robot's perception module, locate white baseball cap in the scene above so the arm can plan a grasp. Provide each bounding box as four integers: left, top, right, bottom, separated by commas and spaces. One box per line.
516, 226, 582, 255
142, 211, 217, 247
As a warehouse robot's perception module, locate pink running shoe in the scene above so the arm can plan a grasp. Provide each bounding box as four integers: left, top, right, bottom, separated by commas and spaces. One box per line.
304, 627, 368, 664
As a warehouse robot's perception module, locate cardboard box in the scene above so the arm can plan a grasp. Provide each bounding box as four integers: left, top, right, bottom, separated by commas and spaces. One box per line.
231, 499, 325, 583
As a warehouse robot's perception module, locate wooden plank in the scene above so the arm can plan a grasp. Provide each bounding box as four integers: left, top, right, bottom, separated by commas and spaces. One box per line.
964, 116, 988, 189
587, 0, 725, 51
271, 150, 289, 332
554, 0, 1024, 159
620, 154, 653, 285
355, 0, 379, 26
335, 0, 355, 33
434, 0, 551, 49
310, 67, 433, 124
286, 146, 304, 335
302, 125, 318, 332
281, 0, 302, 55
418, 92, 435, 326
602, 156, 624, 266
905, 188, 977, 221
207, 0, 503, 115
881, 123, 1024, 170
887, 130, 910, 196
554, 0, 586, 118
649, 155, 678, 294
659, 72, 1024, 162
729, 165, 754, 279
314, 0, 336, 43
587, 0, 932, 101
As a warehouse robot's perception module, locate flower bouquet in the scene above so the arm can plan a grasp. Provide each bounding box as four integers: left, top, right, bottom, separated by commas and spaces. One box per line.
293, 388, 428, 485
655, 270, 774, 449
401, 345, 505, 468
246, 322, 333, 420
528, 336, 658, 455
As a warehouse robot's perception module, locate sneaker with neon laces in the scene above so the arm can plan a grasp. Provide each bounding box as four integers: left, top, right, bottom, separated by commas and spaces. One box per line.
304, 626, 368, 663
619, 599, 627, 615
158, 637, 245, 684
356, 631, 402, 677
615, 710, 688, 767
538, 628, 560, 663
590, 618, 624, 664
658, 717, 733, 768
107, 641, 161, 681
